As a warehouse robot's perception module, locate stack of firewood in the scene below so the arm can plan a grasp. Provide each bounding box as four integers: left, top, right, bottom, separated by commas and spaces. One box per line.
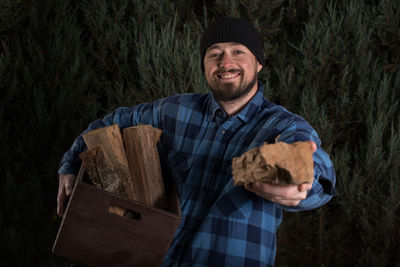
79, 124, 167, 209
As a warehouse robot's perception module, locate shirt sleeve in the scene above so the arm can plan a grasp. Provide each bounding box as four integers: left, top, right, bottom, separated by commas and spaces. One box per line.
58, 100, 164, 176
276, 115, 337, 212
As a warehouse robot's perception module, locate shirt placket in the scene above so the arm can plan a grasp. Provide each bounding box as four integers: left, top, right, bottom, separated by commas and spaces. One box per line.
211, 112, 243, 159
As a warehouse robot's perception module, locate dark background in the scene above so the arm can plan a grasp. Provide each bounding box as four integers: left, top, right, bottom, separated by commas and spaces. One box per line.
1, 0, 399, 266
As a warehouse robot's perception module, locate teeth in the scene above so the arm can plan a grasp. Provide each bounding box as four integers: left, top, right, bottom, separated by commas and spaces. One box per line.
220, 73, 238, 79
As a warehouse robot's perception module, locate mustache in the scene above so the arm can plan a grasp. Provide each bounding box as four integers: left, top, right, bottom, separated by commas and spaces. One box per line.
216, 68, 242, 75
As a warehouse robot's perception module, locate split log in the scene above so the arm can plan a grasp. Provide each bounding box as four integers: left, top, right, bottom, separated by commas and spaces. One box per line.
81, 124, 135, 199
123, 125, 167, 209
79, 145, 127, 197
232, 141, 314, 186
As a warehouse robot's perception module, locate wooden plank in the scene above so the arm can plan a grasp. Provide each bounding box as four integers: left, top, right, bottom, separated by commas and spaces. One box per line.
82, 124, 135, 199
123, 125, 167, 209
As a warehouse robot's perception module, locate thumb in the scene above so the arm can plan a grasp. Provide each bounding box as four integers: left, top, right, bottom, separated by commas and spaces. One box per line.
309, 141, 317, 153
299, 183, 312, 192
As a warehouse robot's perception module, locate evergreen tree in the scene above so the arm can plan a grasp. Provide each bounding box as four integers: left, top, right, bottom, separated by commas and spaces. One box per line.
0, 0, 398, 265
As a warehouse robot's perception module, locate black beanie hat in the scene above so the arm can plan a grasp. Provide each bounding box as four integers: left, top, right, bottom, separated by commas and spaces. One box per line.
200, 17, 264, 72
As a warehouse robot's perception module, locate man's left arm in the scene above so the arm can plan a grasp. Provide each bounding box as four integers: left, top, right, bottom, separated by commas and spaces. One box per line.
245, 122, 337, 211
245, 141, 336, 211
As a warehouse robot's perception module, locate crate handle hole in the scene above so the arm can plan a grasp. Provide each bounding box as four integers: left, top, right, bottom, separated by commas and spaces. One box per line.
108, 205, 141, 220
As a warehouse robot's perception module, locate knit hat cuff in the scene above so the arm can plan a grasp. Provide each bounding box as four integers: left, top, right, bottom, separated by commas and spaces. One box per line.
200, 17, 264, 71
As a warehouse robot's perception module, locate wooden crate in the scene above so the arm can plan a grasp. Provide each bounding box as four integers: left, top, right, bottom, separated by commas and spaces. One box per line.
52, 167, 181, 267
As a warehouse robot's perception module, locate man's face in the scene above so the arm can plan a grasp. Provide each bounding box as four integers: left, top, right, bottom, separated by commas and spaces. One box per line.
204, 42, 262, 102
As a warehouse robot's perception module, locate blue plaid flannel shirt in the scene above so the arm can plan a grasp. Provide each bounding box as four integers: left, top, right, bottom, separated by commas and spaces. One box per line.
59, 82, 336, 266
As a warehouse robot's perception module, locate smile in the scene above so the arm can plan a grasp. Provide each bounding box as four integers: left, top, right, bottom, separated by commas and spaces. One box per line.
217, 71, 241, 80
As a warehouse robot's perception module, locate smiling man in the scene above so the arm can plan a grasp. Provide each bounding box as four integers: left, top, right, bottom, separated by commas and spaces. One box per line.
57, 17, 336, 266
204, 42, 262, 116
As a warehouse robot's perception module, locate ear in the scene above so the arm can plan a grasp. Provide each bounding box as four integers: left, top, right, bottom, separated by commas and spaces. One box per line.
257, 62, 263, 73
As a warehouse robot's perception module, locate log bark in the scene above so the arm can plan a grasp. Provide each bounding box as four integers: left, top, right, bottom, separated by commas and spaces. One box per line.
232, 141, 314, 186
123, 125, 167, 209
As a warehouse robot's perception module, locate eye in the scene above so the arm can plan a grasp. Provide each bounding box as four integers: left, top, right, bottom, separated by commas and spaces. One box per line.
234, 50, 244, 55
208, 52, 220, 58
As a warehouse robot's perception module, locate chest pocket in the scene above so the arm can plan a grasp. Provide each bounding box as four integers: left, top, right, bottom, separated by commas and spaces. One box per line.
166, 149, 194, 184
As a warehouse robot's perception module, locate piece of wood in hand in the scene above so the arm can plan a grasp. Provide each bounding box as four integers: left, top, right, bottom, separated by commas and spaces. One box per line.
232, 141, 314, 186
82, 124, 134, 198
123, 125, 167, 209
79, 145, 127, 198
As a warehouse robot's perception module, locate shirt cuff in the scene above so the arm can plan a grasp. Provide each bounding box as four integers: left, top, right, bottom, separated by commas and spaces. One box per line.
58, 162, 80, 176
318, 176, 337, 196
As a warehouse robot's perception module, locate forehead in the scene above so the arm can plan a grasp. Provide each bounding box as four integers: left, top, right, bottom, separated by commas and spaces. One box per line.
206, 42, 249, 52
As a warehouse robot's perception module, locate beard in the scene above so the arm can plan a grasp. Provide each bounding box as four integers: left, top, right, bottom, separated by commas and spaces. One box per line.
209, 68, 258, 102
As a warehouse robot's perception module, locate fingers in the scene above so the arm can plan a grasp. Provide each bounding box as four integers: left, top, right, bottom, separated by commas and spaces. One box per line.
65, 176, 75, 196
57, 174, 76, 216
245, 182, 311, 206
270, 198, 303, 206
57, 183, 66, 216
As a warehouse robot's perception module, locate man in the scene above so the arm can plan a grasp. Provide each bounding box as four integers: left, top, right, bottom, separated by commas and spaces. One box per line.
57, 17, 336, 266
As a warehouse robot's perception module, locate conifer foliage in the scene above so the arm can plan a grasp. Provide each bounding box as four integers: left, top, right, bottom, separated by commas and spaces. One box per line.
0, 0, 399, 266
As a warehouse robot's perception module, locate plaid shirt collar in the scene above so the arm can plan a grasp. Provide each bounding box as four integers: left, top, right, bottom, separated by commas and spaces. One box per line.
207, 81, 265, 123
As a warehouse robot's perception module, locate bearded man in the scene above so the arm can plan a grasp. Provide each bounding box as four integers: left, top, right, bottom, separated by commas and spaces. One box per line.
57, 17, 336, 266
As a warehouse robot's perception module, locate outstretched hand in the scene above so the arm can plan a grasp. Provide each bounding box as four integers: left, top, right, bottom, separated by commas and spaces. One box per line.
244, 140, 317, 206
57, 174, 76, 216
245, 182, 312, 206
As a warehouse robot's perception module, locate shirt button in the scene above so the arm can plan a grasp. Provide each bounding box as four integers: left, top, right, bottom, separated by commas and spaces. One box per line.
217, 110, 222, 116
221, 130, 226, 134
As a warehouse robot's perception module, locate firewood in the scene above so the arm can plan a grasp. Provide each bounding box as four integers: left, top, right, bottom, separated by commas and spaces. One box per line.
79, 145, 127, 197
232, 141, 314, 186
123, 125, 167, 209
82, 124, 135, 199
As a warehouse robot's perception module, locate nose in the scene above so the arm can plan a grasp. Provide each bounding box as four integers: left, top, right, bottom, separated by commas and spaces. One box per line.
218, 52, 233, 69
